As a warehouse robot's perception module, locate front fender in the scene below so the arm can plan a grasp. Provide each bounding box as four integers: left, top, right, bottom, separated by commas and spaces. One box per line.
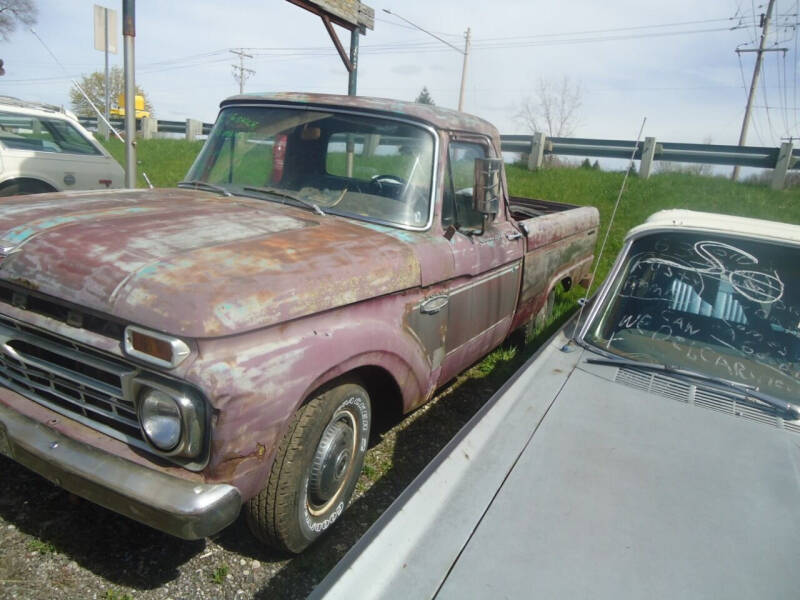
186, 292, 435, 500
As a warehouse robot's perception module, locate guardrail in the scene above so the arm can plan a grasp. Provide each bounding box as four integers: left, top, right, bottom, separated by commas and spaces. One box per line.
77, 116, 797, 190
500, 133, 797, 190
78, 116, 214, 140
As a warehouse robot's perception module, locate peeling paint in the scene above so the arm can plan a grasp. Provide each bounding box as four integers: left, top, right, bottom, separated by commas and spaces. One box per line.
0, 98, 599, 520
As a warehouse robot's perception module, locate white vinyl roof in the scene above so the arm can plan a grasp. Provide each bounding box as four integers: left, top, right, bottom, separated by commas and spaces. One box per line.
627, 209, 800, 245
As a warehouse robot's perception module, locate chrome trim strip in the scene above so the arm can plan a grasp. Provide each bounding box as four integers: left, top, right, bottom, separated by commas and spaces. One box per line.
448, 262, 521, 296
576, 239, 633, 342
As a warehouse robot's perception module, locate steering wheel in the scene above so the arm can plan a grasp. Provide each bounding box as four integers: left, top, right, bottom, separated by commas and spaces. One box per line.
370, 173, 407, 187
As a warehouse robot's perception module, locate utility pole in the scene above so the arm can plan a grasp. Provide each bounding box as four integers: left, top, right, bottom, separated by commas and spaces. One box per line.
348, 29, 359, 96
732, 0, 777, 180
230, 49, 255, 94
103, 7, 110, 126
346, 29, 359, 176
122, 0, 136, 188
382, 10, 470, 112
458, 28, 471, 112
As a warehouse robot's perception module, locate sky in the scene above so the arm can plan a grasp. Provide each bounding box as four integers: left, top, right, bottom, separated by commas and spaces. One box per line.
1, 0, 798, 149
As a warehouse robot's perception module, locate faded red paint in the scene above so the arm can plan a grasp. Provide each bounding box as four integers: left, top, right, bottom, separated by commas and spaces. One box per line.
0, 94, 599, 530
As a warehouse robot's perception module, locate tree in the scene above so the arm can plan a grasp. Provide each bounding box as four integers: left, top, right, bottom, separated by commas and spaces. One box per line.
69, 66, 154, 117
516, 76, 582, 138
0, 0, 37, 42
415, 86, 435, 105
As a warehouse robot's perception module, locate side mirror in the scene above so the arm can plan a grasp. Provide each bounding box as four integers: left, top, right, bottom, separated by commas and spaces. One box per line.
473, 157, 503, 215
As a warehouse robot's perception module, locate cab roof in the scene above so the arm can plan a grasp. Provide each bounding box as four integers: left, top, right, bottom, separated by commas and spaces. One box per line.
220, 92, 500, 141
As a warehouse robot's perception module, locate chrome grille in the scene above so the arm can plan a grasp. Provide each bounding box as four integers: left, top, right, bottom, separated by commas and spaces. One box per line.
0, 316, 145, 445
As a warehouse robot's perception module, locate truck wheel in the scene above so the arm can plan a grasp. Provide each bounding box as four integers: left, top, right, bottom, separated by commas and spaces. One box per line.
246, 379, 371, 553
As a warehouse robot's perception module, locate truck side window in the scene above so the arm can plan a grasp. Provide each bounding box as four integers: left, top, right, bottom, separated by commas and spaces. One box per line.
443, 141, 487, 233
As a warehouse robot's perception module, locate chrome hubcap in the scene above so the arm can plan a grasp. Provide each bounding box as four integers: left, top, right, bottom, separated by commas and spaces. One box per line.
308, 411, 356, 514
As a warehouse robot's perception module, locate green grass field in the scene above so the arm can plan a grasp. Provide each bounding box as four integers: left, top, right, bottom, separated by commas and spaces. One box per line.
506, 163, 800, 282
101, 137, 204, 188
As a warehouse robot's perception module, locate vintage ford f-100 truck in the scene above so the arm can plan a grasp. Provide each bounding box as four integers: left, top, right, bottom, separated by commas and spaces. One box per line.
0, 93, 598, 553
311, 210, 800, 598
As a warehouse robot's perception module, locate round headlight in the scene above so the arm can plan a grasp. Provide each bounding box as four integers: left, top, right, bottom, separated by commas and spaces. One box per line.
139, 388, 182, 451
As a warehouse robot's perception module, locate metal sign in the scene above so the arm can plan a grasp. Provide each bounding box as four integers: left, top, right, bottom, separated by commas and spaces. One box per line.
93, 5, 118, 54
286, 0, 374, 33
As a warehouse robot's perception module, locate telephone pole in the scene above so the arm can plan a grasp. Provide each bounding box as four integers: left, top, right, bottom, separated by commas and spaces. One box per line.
458, 28, 471, 112
230, 49, 255, 94
732, 0, 778, 180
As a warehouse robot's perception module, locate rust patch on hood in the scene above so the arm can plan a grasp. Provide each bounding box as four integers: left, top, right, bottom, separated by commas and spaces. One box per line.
0, 189, 422, 337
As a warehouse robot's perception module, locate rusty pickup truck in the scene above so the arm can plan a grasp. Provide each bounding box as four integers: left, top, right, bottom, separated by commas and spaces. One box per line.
0, 93, 598, 553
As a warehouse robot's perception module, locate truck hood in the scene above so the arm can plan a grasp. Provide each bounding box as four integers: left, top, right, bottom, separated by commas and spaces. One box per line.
0, 189, 421, 337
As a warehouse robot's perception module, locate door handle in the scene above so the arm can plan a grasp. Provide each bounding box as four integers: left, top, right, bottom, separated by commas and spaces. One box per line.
506, 231, 523, 241
420, 295, 449, 315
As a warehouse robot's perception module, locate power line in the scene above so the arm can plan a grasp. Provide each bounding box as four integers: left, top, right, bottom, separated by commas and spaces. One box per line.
469, 15, 750, 43
2, 14, 761, 83
373, 16, 461, 38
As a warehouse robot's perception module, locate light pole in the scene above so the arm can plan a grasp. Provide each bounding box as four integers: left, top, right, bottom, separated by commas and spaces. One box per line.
122, 0, 136, 188
382, 9, 470, 111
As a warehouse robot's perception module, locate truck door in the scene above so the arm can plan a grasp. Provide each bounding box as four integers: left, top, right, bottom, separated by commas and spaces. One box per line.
438, 138, 524, 383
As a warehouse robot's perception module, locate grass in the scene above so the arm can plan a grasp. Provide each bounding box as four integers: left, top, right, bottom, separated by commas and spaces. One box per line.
27, 539, 56, 555
209, 564, 229, 585
99, 137, 204, 188
506, 164, 800, 286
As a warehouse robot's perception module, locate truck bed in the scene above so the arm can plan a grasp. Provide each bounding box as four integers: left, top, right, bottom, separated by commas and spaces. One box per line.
509, 198, 599, 332
508, 196, 580, 221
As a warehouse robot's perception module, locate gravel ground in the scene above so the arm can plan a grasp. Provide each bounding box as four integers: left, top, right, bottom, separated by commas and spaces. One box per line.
0, 335, 542, 600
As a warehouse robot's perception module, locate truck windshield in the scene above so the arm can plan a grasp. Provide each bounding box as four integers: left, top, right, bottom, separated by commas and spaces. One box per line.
185, 106, 435, 229
583, 231, 800, 404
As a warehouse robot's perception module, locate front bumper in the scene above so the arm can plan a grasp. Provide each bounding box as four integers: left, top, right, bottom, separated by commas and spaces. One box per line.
0, 402, 241, 540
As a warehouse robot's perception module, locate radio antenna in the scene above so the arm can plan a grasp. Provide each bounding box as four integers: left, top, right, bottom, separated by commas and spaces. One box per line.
572, 116, 647, 335
29, 28, 125, 143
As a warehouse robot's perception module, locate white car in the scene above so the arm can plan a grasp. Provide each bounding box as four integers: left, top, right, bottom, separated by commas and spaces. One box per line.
0, 96, 124, 196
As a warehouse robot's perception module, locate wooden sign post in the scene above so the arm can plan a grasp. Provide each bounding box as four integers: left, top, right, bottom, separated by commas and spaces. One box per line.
285, 0, 374, 95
